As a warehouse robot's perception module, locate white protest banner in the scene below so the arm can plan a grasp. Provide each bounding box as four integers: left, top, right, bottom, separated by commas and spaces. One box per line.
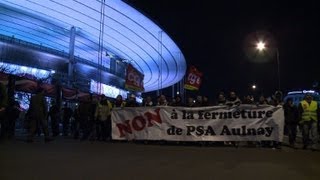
111, 105, 284, 142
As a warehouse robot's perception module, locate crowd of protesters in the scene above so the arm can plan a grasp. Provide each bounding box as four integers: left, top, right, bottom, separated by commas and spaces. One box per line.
0, 82, 319, 150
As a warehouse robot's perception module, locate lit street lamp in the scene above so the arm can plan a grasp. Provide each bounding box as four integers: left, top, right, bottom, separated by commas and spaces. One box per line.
256, 41, 266, 51
252, 84, 256, 90
256, 41, 281, 91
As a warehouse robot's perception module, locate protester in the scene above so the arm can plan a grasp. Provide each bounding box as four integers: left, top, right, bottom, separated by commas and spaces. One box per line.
6, 98, 21, 139
156, 94, 168, 106
216, 93, 226, 106
113, 95, 126, 108
202, 96, 211, 106
171, 95, 184, 106
242, 95, 254, 104
185, 97, 195, 107
126, 94, 139, 107
94, 95, 112, 141
283, 98, 299, 148
75, 98, 93, 141
194, 95, 203, 107
62, 103, 73, 136
298, 94, 319, 150
48, 101, 60, 137
0, 82, 7, 140
226, 91, 241, 106
27, 88, 53, 143
257, 95, 268, 105
143, 96, 154, 107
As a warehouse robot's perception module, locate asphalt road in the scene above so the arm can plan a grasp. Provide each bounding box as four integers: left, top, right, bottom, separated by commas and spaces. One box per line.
1, 137, 320, 180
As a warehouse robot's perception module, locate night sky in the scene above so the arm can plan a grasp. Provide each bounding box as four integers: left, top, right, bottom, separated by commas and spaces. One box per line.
125, 0, 320, 100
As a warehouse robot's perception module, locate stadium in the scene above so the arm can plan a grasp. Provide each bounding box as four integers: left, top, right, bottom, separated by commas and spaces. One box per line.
0, 0, 186, 101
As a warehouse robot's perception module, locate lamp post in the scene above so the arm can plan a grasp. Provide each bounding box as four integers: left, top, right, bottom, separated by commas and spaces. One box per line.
256, 41, 281, 91
276, 48, 280, 91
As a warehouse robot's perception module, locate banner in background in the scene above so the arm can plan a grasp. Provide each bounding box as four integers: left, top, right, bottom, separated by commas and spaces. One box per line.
62, 88, 77, 100
184, 66, 202, 90
111, 105, 284, 142
125, 64, 144, 92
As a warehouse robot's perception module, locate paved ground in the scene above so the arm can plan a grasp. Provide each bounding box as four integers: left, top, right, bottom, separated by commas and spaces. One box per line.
1, 136, 320, 180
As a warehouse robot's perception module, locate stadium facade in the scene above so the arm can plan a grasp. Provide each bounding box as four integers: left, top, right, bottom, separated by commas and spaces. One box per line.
0, 0, 186, 99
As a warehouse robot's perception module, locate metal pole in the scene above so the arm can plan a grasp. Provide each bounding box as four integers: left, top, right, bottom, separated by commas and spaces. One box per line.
68, 26, 76, 87
276, 48, 280, 91
172, 83, 174, 98
157, 31, 163, 96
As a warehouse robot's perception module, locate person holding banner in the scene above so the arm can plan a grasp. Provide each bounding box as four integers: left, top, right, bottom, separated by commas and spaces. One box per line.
226, 91, 241, 107
216, 92, 226, 106
225, 91, 241, 147
171, 95, 184, 107
202, 96, 211, 106
143, 96, 154, 107
298, 94, 319, 150
126, 94, 139, 107
156, 94, 168, 106
113, 95, 126, 108
185, 97, 195, 107
194, 95, 203, 107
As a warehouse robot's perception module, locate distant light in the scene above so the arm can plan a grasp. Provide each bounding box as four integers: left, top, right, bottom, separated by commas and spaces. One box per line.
31, 68, 37, 74
288, 91, 303, 95
50, 70, 56, 74
176, 91, 180, 95
0, 62, 51, 79
20, 66, 28, 72
288, 90, 318, 95
39, 70, 47, 75
303, 90, 315, 94
90, 80, 128, 99
256, 41, 266, 51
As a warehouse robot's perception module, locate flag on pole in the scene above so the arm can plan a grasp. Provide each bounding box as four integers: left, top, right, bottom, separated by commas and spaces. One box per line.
184, 65, 202, 91
125, 64, 144, 91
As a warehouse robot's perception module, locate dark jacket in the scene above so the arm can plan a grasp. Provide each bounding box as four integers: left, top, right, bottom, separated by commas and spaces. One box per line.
283, 103, 299, 124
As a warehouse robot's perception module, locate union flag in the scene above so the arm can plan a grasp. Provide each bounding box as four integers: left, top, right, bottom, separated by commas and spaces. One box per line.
184, 66, 202, 91
125, 64, 144, 92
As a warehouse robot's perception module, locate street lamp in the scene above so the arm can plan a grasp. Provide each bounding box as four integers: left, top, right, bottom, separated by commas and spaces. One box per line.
256, 41, 281, 91
252, 84, 256, 90
256, 41, 266, 51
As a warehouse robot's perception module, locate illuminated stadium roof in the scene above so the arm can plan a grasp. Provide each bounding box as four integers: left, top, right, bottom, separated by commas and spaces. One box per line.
0, 0, 186, 92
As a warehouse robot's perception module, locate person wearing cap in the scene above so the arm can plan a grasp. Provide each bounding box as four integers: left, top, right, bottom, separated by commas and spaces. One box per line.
298, 94, 319, 150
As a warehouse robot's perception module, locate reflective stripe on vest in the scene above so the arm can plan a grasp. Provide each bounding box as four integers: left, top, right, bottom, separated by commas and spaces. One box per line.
300, 100, 318, 121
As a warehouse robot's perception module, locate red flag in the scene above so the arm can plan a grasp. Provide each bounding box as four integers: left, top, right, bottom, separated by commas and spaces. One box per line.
125, 64, 144, 91
184, 66, 203, 91
15, 78, 38, 93
39, 83, 56, 97
62, 88, 77, 100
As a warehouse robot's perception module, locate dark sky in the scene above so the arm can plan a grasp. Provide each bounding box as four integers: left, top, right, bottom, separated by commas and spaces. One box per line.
125, 0, 320, 99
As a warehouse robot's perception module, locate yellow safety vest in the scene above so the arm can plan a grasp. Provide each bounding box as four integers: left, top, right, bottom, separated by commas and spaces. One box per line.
300, 100, 318, 122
